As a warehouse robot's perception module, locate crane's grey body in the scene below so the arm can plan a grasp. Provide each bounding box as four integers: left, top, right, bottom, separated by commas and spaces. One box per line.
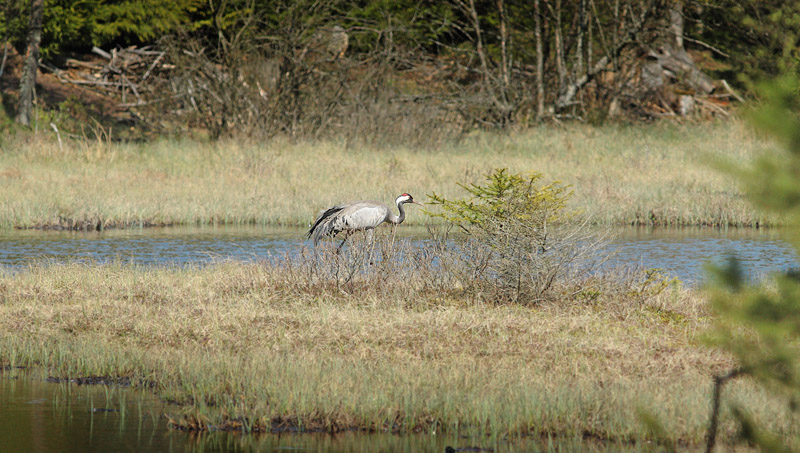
307, 193, 421, 247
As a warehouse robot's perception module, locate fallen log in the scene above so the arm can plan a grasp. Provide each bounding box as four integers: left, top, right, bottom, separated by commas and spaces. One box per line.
92, 46, 112, 60
66, 59, 103, 70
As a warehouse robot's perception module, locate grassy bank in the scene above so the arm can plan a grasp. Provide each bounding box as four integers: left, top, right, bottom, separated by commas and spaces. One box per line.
0, 120, 776, 229
0, 260, 796, 447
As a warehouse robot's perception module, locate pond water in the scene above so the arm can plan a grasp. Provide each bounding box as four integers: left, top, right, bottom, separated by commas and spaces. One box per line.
0, 375, 613, 453
0, 225, 795, 285
2, 227, 788, 451
605, 227, 797, 284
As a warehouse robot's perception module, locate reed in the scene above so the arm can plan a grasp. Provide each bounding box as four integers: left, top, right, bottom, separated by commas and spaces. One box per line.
0, 256, 796, 447
0, 120, 776, 229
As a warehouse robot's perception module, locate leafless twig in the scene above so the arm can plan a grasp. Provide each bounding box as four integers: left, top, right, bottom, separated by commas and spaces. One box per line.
706, 367, 748, 453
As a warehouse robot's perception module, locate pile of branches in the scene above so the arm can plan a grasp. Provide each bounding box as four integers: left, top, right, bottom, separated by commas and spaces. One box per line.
593, 45, 743, 120
43, 35, 464, 143
45, 45, 171, 109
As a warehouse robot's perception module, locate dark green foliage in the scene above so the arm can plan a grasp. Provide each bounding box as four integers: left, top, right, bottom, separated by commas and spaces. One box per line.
2, 0, 33, 54
737, 75, 800, 224
0, 0, 200, 58
709, 264, 800, 389
427, 168, 573, 233
2, 0, 799, 135
1, 0, 798, 95
91, 0, 203, 45
337, 0, 456, 54
690, 0, 800, 88
42, 0, 96, 56
707, 74, 800, 449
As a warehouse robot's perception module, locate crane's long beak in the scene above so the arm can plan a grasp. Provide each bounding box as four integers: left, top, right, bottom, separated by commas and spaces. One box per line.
412, 200, 424, 206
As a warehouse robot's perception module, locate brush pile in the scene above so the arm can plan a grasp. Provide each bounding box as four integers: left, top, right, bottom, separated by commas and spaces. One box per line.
46, 45, 171, 108
622, 46, 742, 120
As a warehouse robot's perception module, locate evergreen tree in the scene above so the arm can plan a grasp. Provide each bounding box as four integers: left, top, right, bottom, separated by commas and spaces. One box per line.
706, 74, 800, 450
690, 0, 800, 88
1, 0, 200, 58
91, 0, 203, 45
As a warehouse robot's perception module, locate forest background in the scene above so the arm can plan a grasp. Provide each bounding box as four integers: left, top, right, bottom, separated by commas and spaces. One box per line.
1, 0, 798, 142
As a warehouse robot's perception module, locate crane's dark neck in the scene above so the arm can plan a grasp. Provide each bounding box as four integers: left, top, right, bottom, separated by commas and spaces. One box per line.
389, 200, 406, 225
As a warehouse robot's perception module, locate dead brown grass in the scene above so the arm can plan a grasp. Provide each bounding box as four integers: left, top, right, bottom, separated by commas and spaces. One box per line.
3, 252, 796, 447
0, 120, 777, 229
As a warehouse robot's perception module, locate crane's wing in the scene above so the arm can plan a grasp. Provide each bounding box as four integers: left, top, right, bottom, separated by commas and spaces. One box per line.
339, 202, 389, 228
307, 202, 390, 245
307, 205, 346, 244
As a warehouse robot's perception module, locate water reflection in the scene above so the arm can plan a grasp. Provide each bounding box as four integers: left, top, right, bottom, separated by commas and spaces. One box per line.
0, 226, 303, 268
606, 227, 797, 284
0, 225, 795, 285
1, 375, 625, 453
1, 375, 169, 452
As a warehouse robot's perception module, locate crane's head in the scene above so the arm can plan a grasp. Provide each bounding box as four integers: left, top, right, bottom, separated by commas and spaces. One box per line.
396, 193, 423, 206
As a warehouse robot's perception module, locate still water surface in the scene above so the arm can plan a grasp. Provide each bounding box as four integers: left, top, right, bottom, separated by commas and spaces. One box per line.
0, 225, 795, 284
0, 375, 610, 453
1, 226, 794, 451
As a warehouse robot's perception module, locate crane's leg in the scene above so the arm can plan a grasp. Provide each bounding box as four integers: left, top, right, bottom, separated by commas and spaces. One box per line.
336, 231, 351, 254
366, 229, 375, 265
390, 225, 397, 245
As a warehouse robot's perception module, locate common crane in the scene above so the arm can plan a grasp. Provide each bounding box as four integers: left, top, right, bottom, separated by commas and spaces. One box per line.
306, 193, 423, 249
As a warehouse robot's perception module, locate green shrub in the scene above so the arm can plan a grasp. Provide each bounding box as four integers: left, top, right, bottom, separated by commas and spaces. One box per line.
427, 167, 573, 235
427, 168, 607, 305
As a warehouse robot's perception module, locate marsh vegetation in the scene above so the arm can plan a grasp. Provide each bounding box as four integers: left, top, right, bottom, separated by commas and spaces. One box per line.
0, 256, 767, 445
0, 120, 776, 230
0, 121, 794, 449
0, 203, 794, 448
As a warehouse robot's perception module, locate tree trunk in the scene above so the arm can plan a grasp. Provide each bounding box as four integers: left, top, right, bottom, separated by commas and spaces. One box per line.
465, 0, 490, 86
646, 1, 713, 97
461, 0, 508, 121
554, 1, 655, 111
0, 0, 11, 79
670, 1, 684, 49
16, 0, 44, 126
576, 0, 586, 77
534, 0, 544, 119
497, 0, 510, 93
613, 0, 620, 50
553, 0, 566, 94
587, 3, 593, 70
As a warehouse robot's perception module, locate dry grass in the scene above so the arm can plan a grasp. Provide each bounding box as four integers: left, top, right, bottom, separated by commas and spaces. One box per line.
0, 120, 777, 229
1, 256, 796, 447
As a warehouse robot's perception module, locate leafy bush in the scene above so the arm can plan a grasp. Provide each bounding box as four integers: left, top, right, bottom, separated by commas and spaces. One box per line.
427, 168, 609, 304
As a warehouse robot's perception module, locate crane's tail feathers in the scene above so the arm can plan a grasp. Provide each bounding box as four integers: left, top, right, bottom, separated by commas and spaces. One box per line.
307, 205, 345, 245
